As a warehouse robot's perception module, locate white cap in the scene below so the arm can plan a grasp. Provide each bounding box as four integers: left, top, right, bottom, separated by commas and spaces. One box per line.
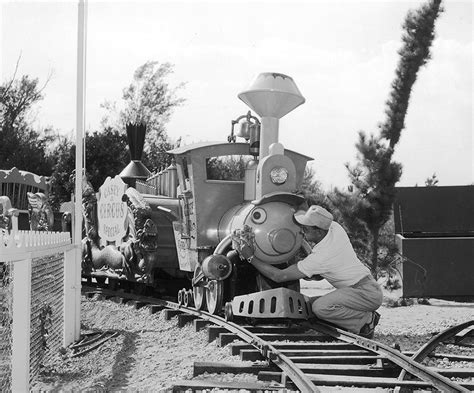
294, 205, 333, 230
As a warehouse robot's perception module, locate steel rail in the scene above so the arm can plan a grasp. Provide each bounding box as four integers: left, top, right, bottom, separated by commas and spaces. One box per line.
165, 302, 319, 392
398, 319, 474, 382
82, 286, 318, 391
82, 286, 471, 391
300, 320, 469, 393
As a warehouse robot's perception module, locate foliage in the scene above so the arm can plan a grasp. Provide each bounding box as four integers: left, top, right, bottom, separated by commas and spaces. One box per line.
1, 59, 185, 209
0, 69, 54, 175
84, 128, 129, 190
299, 166, 327, 207
49, 61, 186, 207
48, 136, 75, 209
48, 128, 129, 208
331, 0, 443, 277
206, 155, 249, 181
101, 61, 185, 171
380, 0, 444, 148
424, 172, 438, 186
327, 189, 371, 264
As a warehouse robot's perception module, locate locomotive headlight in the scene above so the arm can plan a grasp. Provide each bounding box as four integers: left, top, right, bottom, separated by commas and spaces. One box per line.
270, 167, 288, 185
251, 207, 267, 224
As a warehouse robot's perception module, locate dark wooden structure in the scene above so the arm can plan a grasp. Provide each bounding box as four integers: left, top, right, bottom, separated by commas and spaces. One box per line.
394, 185, 474, 300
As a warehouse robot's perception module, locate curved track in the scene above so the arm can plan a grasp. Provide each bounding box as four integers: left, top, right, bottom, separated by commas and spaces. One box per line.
82, 284, 473, 392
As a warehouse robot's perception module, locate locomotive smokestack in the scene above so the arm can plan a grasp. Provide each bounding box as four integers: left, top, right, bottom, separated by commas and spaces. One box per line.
238, 72, 305, 160
119, 122, 151, 188
126, 122, 146, 161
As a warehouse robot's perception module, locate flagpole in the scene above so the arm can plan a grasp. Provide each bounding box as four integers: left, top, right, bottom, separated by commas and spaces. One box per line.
74, 0, 87, 340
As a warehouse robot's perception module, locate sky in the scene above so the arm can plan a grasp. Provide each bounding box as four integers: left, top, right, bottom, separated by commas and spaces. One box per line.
1, 0, 473, 190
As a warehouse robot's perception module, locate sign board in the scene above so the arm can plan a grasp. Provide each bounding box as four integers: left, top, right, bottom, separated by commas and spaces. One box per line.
172, 221, 195, 272
97, 176, 128, 243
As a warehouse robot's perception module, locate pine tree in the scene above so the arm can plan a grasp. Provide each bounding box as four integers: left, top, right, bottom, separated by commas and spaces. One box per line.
334, 0, 443, 277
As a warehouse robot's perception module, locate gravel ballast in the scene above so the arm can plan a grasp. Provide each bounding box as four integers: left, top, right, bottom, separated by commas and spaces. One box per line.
32, 284, 474, 391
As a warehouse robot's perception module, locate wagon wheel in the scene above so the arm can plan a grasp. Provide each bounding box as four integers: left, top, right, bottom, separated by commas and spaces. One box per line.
193, 264, 206, 310
205, 280, 224, 315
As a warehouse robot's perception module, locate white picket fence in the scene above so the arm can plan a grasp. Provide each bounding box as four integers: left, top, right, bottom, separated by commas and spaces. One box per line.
0, 227, 80, 391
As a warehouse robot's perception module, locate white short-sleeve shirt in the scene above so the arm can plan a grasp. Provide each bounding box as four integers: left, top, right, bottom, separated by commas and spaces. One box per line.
297, 222, 371, 288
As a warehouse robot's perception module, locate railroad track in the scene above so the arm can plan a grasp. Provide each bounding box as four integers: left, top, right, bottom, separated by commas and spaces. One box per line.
82, 284, 474, 392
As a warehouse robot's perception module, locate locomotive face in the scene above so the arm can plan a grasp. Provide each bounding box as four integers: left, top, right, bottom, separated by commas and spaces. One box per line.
241, 201, 303, 265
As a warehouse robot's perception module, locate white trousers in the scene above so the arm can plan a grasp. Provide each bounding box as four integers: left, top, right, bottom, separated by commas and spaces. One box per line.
311, 275, 383, 333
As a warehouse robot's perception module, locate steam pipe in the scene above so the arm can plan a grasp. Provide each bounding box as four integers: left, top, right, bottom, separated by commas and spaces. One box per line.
259, 117, 279, 160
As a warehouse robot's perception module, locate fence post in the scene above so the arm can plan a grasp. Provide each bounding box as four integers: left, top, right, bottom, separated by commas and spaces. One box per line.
63, 246, 81, 346
11, 258, 32, 392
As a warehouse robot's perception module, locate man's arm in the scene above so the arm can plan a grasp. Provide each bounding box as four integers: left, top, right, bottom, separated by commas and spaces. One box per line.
249, 258, 306, 283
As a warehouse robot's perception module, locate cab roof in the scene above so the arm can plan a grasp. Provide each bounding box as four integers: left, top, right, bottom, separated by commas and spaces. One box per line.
167, 141, 313, 161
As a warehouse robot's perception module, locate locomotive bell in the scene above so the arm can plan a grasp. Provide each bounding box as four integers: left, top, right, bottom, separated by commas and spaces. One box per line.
249, 122, 260, 156
202, 254, 232, 281
237, 120, 260, 157
236, 120, 250, 140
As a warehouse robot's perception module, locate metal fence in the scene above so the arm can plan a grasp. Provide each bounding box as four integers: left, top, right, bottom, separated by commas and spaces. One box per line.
0, 261, 13, 391
0, 229, 78, 391
29, 253, 65, 385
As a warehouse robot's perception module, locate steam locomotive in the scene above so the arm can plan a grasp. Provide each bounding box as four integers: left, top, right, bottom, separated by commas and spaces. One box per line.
86, 72, 314, 318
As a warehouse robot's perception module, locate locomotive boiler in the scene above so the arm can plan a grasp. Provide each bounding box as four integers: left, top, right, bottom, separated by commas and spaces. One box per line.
142, 72, 313, 315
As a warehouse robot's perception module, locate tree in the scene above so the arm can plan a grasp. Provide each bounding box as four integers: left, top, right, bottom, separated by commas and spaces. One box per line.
425, 172, 439, 186
84, 128, 129, 190
102, 61, 185, 171
333, 0, 443, 277
48, 136, 75, 209
49, 61, 185, 206
299, 166, 327, 207
0, 66, 54, 175
206, 155, 248, 181
48, 128, 129, 208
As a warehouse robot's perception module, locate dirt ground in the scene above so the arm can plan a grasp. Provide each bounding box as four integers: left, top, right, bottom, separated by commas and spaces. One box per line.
32, 280, 474, 392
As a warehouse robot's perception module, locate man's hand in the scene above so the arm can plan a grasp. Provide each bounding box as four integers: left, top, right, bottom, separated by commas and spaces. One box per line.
231, 225, 255, 262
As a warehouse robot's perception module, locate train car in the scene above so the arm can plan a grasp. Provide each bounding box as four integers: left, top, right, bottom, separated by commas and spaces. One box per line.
140, 72, 314, 316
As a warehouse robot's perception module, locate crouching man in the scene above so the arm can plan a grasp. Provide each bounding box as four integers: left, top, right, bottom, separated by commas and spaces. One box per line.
248, 205, 383, 338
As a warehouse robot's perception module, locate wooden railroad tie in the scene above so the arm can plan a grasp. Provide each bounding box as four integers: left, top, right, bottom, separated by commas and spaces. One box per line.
193, 361, 275, 377
177, 313, 196, 328
163, 309, 182, 320
170, 379, 284, 392
126, 300, 147, 310
148, 304, 166, 315
193, 318, 211, 332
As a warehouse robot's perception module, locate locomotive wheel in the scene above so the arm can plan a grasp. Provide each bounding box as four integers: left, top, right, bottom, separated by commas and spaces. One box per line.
184, 289, 194, 307
224, 302, 233, 322
193, 264, 206, 310
205, 280, 224, 315
177, 288, 185, 306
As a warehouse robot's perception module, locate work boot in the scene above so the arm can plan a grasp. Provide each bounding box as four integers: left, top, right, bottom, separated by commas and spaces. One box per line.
359, 311, 380, 339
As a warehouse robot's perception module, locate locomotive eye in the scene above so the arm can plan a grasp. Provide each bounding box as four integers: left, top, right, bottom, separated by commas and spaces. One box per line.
251, 208, 267, 224
270, 167, 288, 185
